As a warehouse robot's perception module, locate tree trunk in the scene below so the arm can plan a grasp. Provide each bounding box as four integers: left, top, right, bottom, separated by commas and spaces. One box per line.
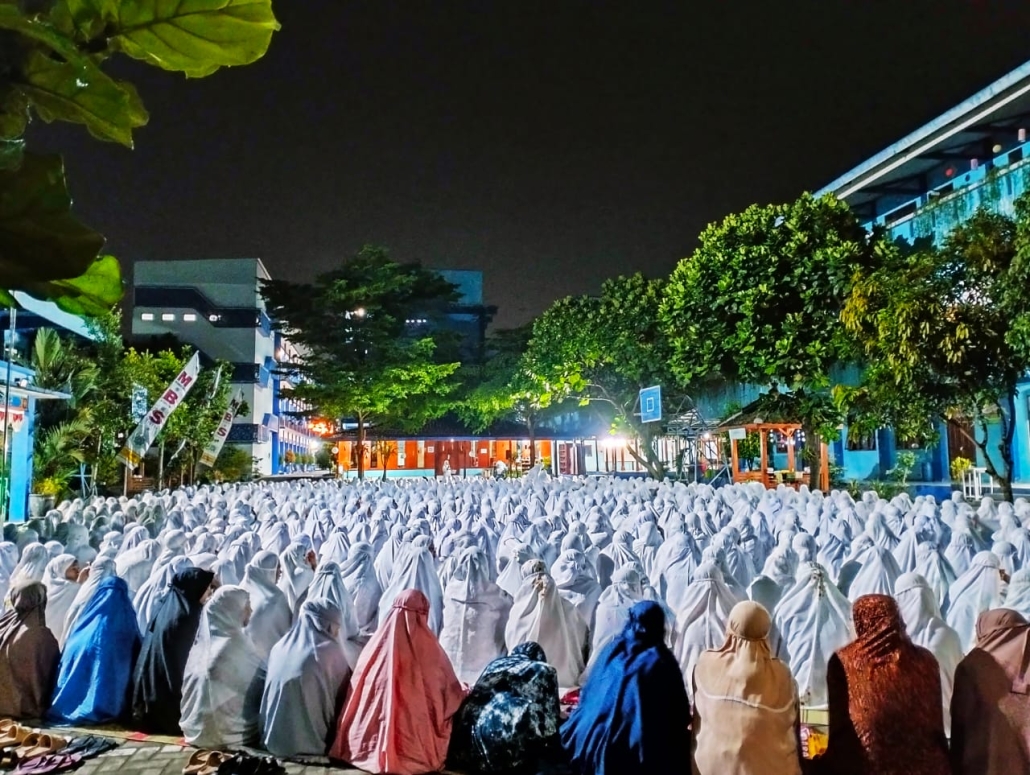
356, 416, 366, 480
973, 403, 1013, 502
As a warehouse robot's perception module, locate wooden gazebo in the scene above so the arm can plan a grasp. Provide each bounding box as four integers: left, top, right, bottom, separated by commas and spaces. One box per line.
718, 403, 830, 492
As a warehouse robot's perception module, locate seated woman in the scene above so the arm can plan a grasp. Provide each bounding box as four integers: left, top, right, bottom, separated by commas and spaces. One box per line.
950, 609, 1030, 775
180, 586, 266, 749
506, 560, 588, 688
241, 550, 292, 661
41, 554, 81, 645
448, 641, 562, 775
131, 567, 217, 733
0, 583, 60, 720
260, 599, 351, 757
330, 589, 466, 775
440, 546, 513, 685
561, 601, 689, 775
692, 601, 802, 775
814, 594, 949, 775
47, 576, 141, 725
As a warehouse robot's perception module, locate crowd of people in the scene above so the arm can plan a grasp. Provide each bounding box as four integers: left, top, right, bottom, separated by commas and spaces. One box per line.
0, 473, 1027, 774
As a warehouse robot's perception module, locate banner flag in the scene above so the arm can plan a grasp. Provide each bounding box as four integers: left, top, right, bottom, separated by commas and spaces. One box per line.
118, 352, 201, 468
199, 390, 244, 467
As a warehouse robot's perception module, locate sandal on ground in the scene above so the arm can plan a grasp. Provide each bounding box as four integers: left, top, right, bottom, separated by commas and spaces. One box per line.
197, 752, 232, 775
16, 734, 67, 762
0, 725, 31, 750
11, 753, 82, 775
55, 736, 118, 760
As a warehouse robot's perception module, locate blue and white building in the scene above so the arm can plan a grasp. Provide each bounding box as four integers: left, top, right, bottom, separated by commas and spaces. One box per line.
132, 258, 323, 476
817, 58, 1030, 486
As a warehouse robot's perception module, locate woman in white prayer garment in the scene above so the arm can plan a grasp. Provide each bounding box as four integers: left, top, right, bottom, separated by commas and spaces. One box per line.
42, 554, 81, 644
301, 561, 362, 671
551, 549, 603, 631
1002, 566, 1030, 618
339, 542, 382, 638
133, 556, 193, 631
771, 561, 853, 708
588, 564, 649, 665
846, 544, 901, 601
913, 541, 956, 613
180, 585, 265, 749
495, 541, 534, 598
632, 522, 664, 581
946, 550, 1007, 651
373, 524, 407, 590
944, 530, 977, 578
259, 599, 350, 758
670, 561, 741, 697
3, 543, 49, 604
116, 539, 160, 597
278, 540, 316, 615
596, 530, 643, 589
241, 550, 293, 662
895, 572, 963, 736
61, 556, 117, 646
505, 559, 588, 689
440, 546, 513, 684
377, 534, 445, 635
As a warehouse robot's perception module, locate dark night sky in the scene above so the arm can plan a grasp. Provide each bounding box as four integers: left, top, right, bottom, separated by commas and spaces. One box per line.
27, 1, 1030, 328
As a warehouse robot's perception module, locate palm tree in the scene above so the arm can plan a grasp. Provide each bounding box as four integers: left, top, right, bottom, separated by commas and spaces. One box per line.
29, 327, 99, 432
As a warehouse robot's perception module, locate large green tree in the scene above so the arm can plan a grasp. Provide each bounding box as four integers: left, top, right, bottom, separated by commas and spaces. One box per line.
842, 201, 1030, 501
0, 0, 279, 314
523, 273, 678, 478
660, 193, 882, 482
262, 245, 461, 479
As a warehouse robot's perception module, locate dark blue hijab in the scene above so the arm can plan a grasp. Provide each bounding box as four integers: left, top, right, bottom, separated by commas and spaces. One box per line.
561, 601, 690, 775
47, 576, 141, 725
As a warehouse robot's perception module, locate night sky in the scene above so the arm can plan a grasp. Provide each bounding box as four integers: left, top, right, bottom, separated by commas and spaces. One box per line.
27, 1, 1030, 328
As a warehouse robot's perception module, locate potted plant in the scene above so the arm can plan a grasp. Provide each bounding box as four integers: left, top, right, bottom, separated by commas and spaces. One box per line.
29, 476, 62, 517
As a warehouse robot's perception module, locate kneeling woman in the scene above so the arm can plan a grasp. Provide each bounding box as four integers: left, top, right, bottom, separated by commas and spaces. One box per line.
330, 589, 466, 775
131, 567, 217, 733
48, 576, 141, 725
448, 641, 562, 775
562, 600, 690, 775
0, 583, 60, 720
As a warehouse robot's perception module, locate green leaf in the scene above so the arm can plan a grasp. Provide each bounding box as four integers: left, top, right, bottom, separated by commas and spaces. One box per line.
51, 0, 120, 40
0, 139, 24, 170
20, 253, 123, 316
111, 0, 281, 77
0, 152, 105, 287
15, 49, 149, 147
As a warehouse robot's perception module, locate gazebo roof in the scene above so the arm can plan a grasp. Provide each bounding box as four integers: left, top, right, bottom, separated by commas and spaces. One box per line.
716, 395, 804, 431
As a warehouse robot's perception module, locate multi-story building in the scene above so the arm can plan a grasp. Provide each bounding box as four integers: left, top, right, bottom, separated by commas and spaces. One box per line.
132, 258, 323, 476
818, 58, 1030, 486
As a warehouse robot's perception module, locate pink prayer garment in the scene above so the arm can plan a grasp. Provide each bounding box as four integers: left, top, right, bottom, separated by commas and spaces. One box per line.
329, 589, 467, 775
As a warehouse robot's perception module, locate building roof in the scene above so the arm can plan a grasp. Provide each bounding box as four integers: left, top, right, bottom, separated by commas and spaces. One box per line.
817, 59, 1030, 218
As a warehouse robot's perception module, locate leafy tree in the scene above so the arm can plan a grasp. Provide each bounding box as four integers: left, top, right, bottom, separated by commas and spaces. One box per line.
457, 326, 555, 465
523, 273, 678, 478
28, 325, 98, 431
262, 245, 462, 479
660, 193, 881, 483
842, 201, 1030, 501
0, 0, 278, 314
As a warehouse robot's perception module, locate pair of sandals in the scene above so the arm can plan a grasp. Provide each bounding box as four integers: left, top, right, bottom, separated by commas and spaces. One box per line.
0, 722, 68, 760
184, 750, 233, 775
214, 752, 286, 775
183, 750, 285, 775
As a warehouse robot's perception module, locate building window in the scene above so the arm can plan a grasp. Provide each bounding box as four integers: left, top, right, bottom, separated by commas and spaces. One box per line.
161, 313, 175, 321
846, 429, 877, 452
140, 313, 154, 321
183, 313, 197, 322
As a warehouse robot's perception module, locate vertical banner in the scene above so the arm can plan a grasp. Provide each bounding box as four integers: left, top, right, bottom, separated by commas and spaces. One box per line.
118, 352, 201, 468
200, 390, 244, 467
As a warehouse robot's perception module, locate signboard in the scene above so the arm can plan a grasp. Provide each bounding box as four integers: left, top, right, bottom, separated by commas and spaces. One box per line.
118, 352, 200, 467
639, 385, 662, 423
199, 390, 244, 467
728, 428, 747, 441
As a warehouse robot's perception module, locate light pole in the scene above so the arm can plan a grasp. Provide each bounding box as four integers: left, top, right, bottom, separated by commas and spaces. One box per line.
1, 306, 16, 524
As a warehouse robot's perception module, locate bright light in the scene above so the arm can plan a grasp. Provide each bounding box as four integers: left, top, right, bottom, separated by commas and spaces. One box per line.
354, 307, 366, 318
601, 436, 626, 449
141, 313, 154, 321
208, 314, 220, 322
183, 313, 197, 322
161, 313, 175, 321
